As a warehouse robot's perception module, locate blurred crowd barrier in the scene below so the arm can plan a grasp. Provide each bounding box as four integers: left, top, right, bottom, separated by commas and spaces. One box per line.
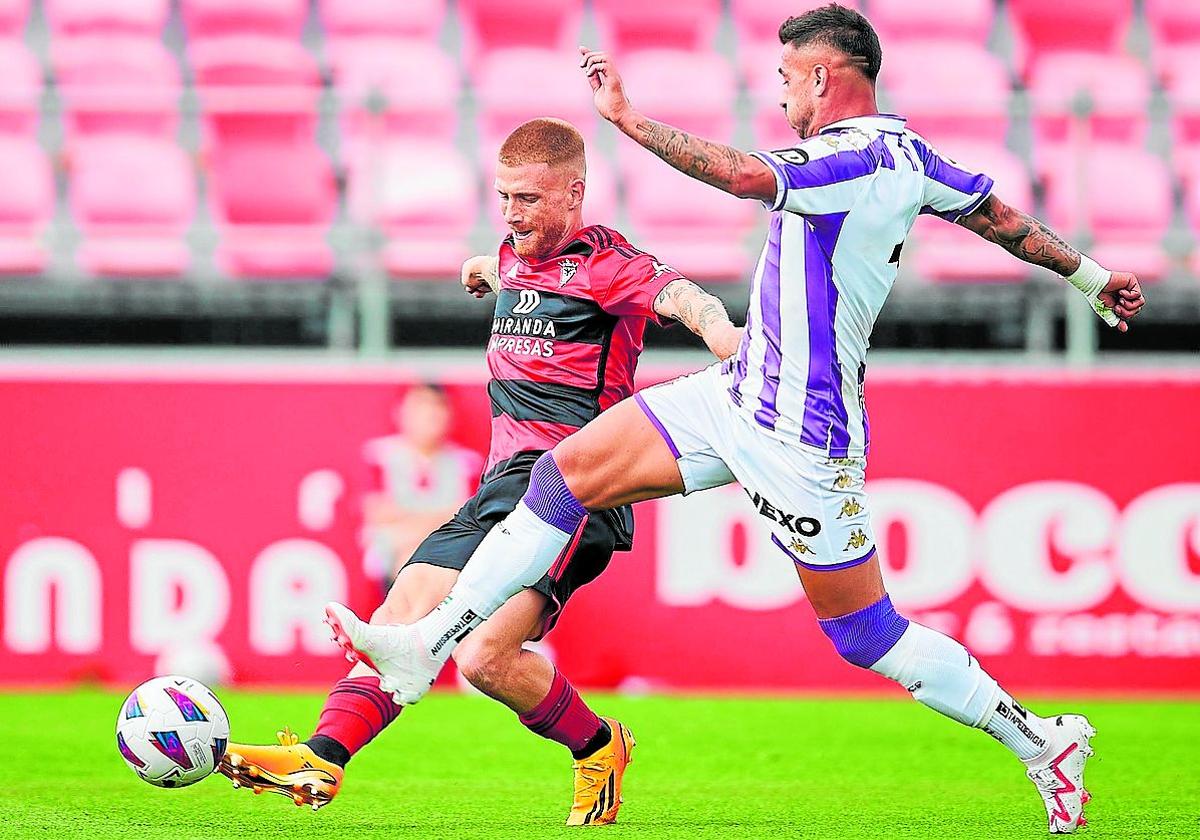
2, 361, 1198, 693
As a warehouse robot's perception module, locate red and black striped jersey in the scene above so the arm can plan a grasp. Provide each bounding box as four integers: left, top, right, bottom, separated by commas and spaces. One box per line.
484, 225, 684, 479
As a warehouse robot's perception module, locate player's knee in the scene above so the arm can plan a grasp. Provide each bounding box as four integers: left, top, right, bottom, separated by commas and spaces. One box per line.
525, 449, 598, 512
817, 593, 910, 669
453, 636, 517, 696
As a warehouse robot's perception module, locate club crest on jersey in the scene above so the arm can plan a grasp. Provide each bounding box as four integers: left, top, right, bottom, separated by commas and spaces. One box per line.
558, 259, 577, 287
844, 529, 869, 551
512, 288, 541, 315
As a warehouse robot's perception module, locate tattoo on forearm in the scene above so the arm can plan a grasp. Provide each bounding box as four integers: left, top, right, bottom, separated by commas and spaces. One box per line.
974, 197, 1081, 275
632, 118, 749, 194
655, 280, 731, 340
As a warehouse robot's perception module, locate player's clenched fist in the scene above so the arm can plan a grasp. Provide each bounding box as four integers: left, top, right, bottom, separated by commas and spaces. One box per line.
579, 46, 632, 124
1098, 271, 1145, 333
461, 254, 498, 298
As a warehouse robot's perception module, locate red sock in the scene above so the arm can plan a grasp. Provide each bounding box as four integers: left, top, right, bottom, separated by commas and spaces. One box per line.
519, 669, 602, 753
312, 676, 401, 758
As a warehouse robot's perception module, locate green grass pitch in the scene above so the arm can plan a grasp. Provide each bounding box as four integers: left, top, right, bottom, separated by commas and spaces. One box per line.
2, 689, 1197, 839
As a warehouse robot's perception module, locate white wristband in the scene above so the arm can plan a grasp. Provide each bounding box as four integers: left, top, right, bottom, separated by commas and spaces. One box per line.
1065, 255, 1119, 326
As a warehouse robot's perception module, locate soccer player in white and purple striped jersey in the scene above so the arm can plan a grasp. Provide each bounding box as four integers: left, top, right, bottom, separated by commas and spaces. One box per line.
326, 5, 1145, 833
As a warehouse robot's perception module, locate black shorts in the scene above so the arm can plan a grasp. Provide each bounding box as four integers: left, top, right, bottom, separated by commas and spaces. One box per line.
402, 458, 632, 639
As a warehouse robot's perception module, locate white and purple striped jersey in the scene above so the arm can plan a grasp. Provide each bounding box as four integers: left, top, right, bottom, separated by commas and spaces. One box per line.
728, 114, 992, 458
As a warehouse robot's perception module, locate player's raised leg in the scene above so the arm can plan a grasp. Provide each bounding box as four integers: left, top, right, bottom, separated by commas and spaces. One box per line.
452, 589, 636, 825
219, 564, 454, 808
797, 557, 1095, 834
326, 395, 685, 704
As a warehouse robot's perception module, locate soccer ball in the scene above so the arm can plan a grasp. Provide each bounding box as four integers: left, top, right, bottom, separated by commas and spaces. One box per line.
115, 675, 230, 788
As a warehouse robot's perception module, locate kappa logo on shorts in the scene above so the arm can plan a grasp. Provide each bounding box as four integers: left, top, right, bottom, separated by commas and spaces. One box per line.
558, 259, 577, 287
788, 537, 815, 556
744, 489, 822, 537
832, 470, 855, 490
844, 529, 869, 551
512, 289, 541, 315
837, 497, 864, 519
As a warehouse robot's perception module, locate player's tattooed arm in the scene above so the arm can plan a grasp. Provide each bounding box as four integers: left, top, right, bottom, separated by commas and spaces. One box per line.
653, 279, 743, 361
958, 194, 1082, 275
579, 46, 776, 202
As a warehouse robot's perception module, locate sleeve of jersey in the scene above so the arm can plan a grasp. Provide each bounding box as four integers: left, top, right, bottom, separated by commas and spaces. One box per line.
749, 143, 879, 215
909, 138, 994, 222
594, 250, 684, 326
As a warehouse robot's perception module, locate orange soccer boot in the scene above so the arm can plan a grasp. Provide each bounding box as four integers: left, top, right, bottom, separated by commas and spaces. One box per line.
218, 727, 344, 811
566, 718, 636, 826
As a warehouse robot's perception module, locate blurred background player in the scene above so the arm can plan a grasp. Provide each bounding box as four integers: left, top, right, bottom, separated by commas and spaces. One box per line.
360, 384, 481, 585
328, 6, 1145, 836
220, 117, 741, 825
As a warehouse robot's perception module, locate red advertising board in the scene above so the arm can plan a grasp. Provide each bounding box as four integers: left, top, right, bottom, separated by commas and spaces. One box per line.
1, 362, 1198, 692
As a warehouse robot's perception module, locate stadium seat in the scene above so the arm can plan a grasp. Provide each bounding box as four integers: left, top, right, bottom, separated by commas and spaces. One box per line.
0, 135, 52, 273
621, 154, 756, 280
0, 39, 40, 135
618, 50, 737, 147
870, 0, 993, 44
1028, 52, 1150, 147
0, 0, 27, 36
1007, 0, 1133, 77
882, 41, 1010, 146
328, 38, 459, 148
475, 48, 595, 152
1042, 144, 1172, 281
346, 141, 476, 278
182, 0, 307, 41
53, 36, 180, 141
1167, 54, 1200, 148
909, 142, 1034, 283
319, 0, 445, 43
1146, 0, 1200, 84
458, 0, 582, 79
44, 0, 169, 37
593, 0, 721, 56
69, 135, 194, 277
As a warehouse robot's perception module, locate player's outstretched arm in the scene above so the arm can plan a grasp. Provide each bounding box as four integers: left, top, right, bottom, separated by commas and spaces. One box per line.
579, 47, 777, 203
653, 278, 743, 360
461, 255, 499, 298
959, 194, 1146, 332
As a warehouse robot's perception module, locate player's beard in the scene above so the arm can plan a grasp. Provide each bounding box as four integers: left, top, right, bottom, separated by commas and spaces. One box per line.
513, 216, 569, 263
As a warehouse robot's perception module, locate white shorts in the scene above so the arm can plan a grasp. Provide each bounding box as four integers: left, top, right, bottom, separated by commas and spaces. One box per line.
635, 362, 877, 571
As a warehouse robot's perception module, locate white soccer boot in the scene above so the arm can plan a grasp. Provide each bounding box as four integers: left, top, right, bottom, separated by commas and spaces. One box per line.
323, 602, 440, 705
1024, 714, 1096, 834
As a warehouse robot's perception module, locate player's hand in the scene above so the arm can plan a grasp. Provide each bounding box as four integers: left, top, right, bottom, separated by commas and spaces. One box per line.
579, 46, 632, 125
1096, 271, 1145, 333
461, 255, 496, 298
708, 323, 744, 362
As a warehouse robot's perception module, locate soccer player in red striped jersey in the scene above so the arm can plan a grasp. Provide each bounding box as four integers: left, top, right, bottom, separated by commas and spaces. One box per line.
218, 118, 740, 825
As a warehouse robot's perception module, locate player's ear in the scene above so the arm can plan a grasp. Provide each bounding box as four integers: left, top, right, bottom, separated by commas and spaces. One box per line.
813, 64, 829, 96
568, 177, 586, 210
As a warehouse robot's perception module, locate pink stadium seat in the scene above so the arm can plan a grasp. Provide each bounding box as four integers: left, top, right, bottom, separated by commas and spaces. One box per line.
44, 0, 168, 37
0, 135, 51, 273
594, 0, 721, 56
69, 135, 194, 277
458, 0, 582, 78
618, 50, 736, 146
1146, 0, 1200, 83
1042, 144, 1172, 281
621, 154, 756, 280
475, 48, 595, 152
320, 0, 445, 42
1007, 0, 1133, 77
346, 141, 476, 277
0, 39, 40, 135
53, 36, 180, 140
1167, 54, 1200, 147
883, 41, 1010, 146
328, 39, 459, 147
909, 143, 1034, 283
183, 0, 307, 41
1029, 53, 1150, 147
871, 0, 993, 44
0, 0, 27, 35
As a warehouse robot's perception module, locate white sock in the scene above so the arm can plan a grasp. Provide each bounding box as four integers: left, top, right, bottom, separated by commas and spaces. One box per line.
871, 622, 1050, 761
413, 502, 574, 664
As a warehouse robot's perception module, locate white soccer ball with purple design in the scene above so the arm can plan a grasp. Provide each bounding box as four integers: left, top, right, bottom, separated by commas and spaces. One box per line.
115, 675, 230, 788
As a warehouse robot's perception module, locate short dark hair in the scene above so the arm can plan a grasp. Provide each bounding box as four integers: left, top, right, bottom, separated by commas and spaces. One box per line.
778, 4, 882, 82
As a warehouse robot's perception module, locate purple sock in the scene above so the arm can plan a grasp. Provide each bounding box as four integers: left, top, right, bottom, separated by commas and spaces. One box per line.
818, 594, 910, 668
522, 453, 588, 534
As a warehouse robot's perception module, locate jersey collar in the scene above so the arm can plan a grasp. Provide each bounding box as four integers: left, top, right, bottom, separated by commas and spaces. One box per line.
818, 113, 907, 135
